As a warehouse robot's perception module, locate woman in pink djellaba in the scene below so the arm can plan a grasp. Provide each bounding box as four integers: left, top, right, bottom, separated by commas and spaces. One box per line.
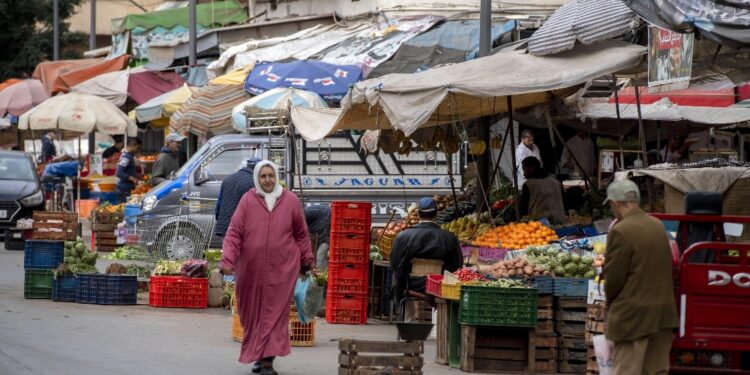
221, 160, 314, 375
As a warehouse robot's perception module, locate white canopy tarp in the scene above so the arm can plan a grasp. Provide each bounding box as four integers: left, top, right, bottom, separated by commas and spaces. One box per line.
70, 67, 144, 107
293, 40, 646, 141
578, 97, 750, 125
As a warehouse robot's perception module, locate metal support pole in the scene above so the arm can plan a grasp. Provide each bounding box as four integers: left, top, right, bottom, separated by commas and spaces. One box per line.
189, 0, 197, 65
634, 84, 648, 167
53, 0, 60, 60
479, 0, 492, 57
89, 0, 96, 50
612, 75, 625, 169
507, 96, 520, 221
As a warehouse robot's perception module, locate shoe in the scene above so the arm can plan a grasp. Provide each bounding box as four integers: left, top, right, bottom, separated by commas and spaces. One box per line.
260, 367, 278, 375
251, 362, 261, 373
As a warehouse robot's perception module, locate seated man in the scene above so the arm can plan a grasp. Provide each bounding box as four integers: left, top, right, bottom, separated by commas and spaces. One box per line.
305, 205, 331, 270
390, 197, 463, 303
519, 156, 566, 224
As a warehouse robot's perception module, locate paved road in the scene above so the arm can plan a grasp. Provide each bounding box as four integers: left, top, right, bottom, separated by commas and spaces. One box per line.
0, 244, 461, 375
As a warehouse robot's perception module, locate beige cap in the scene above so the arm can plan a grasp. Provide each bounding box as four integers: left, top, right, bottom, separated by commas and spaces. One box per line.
604, 180, 640, 204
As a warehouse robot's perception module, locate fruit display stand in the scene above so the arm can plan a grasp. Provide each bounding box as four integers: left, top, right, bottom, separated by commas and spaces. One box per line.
92, 207, 123, 252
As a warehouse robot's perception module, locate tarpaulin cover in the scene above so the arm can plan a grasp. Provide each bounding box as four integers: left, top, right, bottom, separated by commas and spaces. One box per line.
133, 84, 194, 123
169, 84, 249, 136
111, 0, 246, 33
0, 79, 49, 117
368, 44, 467, 78
243, 60, 362, 101
50, 55, 129, 95
33, 58, 108, 95
610, 85, 737, 107
405, 19, 517, 58
18, 92, 137, 136
128, 70, 186, 105
210, 64, 254, 85
71, 67, 145, 107
0, 79, 22, 92
579, 97, 750, 125
293, 40, 646, 141
620, 0, 750, 48
624, 167, 750, 195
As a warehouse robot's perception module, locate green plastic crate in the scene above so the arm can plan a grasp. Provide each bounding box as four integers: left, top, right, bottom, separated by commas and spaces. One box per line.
24, 269, 54, 299
459, 285, 538, 328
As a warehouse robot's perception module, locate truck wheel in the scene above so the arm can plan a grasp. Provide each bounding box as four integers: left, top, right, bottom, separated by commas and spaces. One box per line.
156, 223, 204, 260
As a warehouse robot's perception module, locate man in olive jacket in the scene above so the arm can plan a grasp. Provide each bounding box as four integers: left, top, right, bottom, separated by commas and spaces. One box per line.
603, 180, 678, 374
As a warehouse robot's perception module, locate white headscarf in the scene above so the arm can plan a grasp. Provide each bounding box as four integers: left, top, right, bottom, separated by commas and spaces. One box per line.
253, 160, 283, 211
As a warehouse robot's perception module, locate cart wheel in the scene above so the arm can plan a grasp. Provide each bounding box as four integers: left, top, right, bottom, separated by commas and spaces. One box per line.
156, 223, 204, 260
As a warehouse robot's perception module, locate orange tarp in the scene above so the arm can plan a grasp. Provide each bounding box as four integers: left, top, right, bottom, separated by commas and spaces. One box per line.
32, 55, 129, 95
0, 79, 22, 92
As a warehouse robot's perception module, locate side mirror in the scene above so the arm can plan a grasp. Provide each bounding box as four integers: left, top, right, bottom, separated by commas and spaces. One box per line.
195, 168, 214, 186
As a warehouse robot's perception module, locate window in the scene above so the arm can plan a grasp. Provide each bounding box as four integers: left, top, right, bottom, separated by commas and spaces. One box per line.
0, 156, 35, 181
203, 149, 260, 180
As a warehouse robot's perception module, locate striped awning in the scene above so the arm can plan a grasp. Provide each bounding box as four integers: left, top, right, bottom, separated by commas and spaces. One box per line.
169, 84, 249, 136
529, 0, 640, 56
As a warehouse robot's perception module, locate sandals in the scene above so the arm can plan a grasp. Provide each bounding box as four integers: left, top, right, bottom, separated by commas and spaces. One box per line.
251, 362, 261, 373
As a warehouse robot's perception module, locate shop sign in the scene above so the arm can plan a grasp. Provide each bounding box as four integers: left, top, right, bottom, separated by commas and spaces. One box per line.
708, 270, 750, 288
300, 175, 453, 189
648, 26, 695, 93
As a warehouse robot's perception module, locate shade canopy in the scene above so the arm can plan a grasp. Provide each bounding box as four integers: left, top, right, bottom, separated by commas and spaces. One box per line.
133, 85, 194, 124
578, 97, 750, 125
244, 60, 362, 102
169, 84, 249, 136
0, 79, 49, 117
293, 40, 647, 141
232, 87, 328, 131
71, 68, 143, 107
529, 0, 639, 56
209, 64, 254, 85
18, 92, 137, 136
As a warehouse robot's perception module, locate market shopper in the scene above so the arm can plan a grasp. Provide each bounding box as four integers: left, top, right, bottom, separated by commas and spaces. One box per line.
390, 197, 462, 305
39, 130, 57, 164
220, 160, 314, 375
150, 133, 185, 185
214, 157, 261, 237
603, 180, 678, 375
562, 128, 595, 178
660, 136, 696, 164
102, 136, 124, 160
515, 129, 542, 190
519, 157, 566, 224
115, 138, 142, 203
304, 205, 331, 270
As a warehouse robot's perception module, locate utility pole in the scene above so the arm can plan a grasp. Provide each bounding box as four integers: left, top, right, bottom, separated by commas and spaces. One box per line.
475, 0, 492, 212
189, 0, 197, 65
53, 0, 60, 60
89, 0, 96, 50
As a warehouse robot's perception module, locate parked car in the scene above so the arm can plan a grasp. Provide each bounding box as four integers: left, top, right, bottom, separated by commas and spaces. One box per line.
0, 150, 45, 239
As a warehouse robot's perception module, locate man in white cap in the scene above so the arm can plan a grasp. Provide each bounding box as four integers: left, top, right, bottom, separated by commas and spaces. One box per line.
603, 180, 678, 375
151, 133, 185, 186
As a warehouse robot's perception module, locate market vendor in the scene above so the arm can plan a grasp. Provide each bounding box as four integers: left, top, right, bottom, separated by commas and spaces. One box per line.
102, 136, 124, 176
115, 138, 142, 203
515, 129, 542, 190
390, 197, 462, 303
519, 157, 566, 224
150, 133, 185, 186
305, 205, 331, 270
562, 129, 595, 179
660, 136, 697, 163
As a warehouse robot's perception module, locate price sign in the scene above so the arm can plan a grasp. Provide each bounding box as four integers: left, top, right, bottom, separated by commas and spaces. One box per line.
601, 151, 615, 173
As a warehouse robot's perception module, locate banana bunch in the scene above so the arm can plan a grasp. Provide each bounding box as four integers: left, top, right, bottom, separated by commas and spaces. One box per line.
468, 140, 487, 155
491, 136, 503, 149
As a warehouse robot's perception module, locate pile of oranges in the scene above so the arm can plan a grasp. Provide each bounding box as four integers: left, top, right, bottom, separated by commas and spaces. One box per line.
471, 221, 558, 250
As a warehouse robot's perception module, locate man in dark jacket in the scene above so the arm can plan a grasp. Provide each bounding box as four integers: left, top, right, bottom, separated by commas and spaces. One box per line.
214, 157, 261, 237
116, 138, 142, 203
603, 180, 678, 374
40, 131, 57, 163
390, 197, 463, 302
150, 133, 184, 186
305, 205, 331, 269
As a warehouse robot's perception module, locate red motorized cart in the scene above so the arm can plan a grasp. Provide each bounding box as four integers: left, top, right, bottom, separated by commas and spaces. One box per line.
652, 213, 750, 373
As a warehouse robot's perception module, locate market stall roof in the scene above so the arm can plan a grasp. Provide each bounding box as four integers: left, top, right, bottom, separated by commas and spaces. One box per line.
71, 67, 145, 107
110, 0, 247, 33
18, 92, 137, 136
32, 57, 129, 95
127, 70, 186, 105
209, 64, 254, 85
243, 60, 363, 102
132, 84, 194, 125
368, 44, 467, 78
169, 84, 249, 136
0, 79, 49, 117
0, 79, 23, 92
404, 19, 517, 58
578, 97, 750, 125
293, 40, 646, 141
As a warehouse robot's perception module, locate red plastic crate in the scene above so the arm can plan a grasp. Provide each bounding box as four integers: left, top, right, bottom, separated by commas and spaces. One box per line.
325, 292, 367, 324
328, 261, 369, 282
149, 276, 208, 309
331, 201, 372, 234
328, 269, 369, 294
329, 233, 370, 264
426, 274, 443, 297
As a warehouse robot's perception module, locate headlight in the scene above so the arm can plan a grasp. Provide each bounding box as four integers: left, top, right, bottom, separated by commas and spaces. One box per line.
142, 195, 157, 211
20, 191, 43, 207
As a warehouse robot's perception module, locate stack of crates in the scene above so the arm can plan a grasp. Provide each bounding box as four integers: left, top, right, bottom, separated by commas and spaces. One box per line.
24, 240, 64, 299
326, 201, 372, 324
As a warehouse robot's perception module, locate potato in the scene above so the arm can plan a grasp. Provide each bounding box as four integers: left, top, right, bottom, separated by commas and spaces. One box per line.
508, 269, 517, 276
524, 266, 534, 276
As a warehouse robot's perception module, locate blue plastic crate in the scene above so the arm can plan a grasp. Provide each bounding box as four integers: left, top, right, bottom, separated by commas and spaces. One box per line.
581, 225, 598, 237
554, 225, 580, 238
52, 274, 77, 302
100, 192, 120, 205
75, 274, 137, 305
553, 278, 589, 297
24, 240, 64, 269
75, 274, 99, 304
529, 276, 554, 294
124, 204, 140, 225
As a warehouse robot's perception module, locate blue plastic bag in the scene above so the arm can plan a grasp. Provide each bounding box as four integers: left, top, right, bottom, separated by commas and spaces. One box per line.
294, 274, 325, 324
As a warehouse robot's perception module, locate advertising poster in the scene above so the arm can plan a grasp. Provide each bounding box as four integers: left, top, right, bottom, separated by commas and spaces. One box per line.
648, 26, 695, 93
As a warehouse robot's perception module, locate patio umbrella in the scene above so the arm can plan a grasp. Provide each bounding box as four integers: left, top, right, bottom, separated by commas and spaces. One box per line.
18, 92, 137, 136
231, 87, 329, 131
0, 79, 50, 116
169, 84, 249, 136
0, 79, 22, 92
528, 0, 640, 56
132, 85, 195, 125
71, 67, 145, 107
244, 60, 362, 101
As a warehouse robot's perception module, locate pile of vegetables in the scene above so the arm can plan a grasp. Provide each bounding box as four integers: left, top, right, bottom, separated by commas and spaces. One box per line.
181, 260, 208, 278
58, 237, 98, 275
441, 212, 493, 242
478, 279, 528, 288
369, 245, 383, 261
454, 268, 486, 283
105, 263, 128, 275
486, 257, 549, 279
312, 270, 328, 286
524, 245, 595, 278
126, 264, 152, 279
105, 245, 146, 260
154, 260, 182, 276
96, 202, 124, 214
377, 204, 420, 238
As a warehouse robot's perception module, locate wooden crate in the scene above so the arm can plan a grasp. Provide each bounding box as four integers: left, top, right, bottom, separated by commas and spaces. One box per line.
32, 211, 77, 240
536, 295, 555, 333
459, 325, 536, 374
585, 303, 606, 375
410, 259, 442, 277
555, 297, 587, 338
534, 333, 558, 374
339, 339, 423, 375
435, 299, 449, 365
558, 336, 588, 374
93, 211, 124, 225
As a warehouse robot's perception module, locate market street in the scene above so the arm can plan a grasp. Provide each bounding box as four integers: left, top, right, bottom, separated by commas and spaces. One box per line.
0, 245, 458, 375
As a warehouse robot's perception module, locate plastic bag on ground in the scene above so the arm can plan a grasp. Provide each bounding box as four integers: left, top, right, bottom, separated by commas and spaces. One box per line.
294, 274, 325, 324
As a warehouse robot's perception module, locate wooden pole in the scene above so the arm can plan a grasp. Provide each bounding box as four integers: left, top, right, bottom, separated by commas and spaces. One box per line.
611, 75, 626, 169
633, 84, 648, 167
507, 96, 520, 221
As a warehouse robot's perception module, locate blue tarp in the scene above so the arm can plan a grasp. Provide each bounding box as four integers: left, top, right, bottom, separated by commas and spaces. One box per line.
405, 20, 517, 59
42, 161, 80, 178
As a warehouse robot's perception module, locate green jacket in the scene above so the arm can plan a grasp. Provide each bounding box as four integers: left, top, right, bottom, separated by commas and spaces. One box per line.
604, 207, 678, 343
